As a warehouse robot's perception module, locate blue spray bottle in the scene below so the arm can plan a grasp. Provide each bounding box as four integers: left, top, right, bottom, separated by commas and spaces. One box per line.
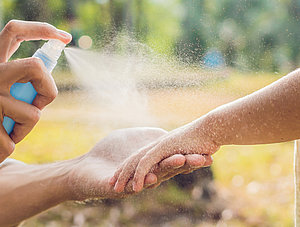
3, 39, 66, 135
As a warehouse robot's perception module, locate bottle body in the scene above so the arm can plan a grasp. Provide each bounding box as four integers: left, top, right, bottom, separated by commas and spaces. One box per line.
3, 47, 58, 134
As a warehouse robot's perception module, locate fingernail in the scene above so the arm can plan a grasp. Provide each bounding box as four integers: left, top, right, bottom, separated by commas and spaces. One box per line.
57, 29, 72, 40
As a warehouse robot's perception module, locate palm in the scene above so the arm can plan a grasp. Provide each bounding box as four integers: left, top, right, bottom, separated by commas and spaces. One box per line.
68, 127, 167, 200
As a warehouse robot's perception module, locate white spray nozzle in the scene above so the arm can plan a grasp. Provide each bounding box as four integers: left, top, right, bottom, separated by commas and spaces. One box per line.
40, 39, 66, 61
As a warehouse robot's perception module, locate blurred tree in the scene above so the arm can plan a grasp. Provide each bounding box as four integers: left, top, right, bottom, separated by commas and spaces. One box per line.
135, 0, 148, 40
175, 0, 207, 63
287, 0, 300, 68
1, 0, 299, 70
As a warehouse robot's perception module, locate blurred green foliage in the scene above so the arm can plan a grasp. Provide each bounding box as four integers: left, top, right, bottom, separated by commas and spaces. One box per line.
1, 0, 299, 72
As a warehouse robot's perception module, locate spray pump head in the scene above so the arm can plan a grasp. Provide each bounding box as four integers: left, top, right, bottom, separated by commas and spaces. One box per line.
40, 39, 66, 62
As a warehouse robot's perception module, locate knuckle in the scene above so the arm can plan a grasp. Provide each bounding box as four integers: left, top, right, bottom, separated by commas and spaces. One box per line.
49, 84, 58, 101
40, 22, 56, 36
30, 108, 41, 124
0, 95, 5, 106
28, 57, 44, 72
0, 96, 9, 112
3, 20, 19, 35
23, 58, 45, 78
2, 140, 15, 156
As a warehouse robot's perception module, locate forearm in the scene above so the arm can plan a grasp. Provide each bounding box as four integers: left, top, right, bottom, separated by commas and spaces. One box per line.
0, 160, 73, 227
200, 69, 300, 145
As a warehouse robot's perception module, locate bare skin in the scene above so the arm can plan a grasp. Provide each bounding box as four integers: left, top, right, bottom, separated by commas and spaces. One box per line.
0, 20, 72, 162
0, 127, 210, 227
111, 68, 300, 192
0, 20, 210, 227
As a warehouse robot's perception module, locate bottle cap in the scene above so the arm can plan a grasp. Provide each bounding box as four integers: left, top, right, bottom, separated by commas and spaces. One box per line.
40, 39, 66, 62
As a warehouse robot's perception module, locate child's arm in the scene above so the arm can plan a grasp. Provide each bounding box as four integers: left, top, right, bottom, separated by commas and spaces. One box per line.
111, 68, 300, 192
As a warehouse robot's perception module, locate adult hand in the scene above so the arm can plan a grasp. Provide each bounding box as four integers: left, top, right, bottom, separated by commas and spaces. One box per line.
66, 127, 211, 201
0, 127, 210, 226
110, 118, 219, 193
0, 20, 72, 162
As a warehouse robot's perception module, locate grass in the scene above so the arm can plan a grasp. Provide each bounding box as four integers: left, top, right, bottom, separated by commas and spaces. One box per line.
12, 70, 295, 226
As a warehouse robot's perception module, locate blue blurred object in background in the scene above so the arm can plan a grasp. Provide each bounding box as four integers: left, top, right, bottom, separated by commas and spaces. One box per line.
203, 49, 225, 69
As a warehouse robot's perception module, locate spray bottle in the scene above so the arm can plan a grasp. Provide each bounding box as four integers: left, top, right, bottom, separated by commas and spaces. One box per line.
2, 39, 66, 135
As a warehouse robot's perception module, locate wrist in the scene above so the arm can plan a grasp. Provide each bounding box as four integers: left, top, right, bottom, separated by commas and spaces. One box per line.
27, 159, 79, 202
61, 155, 90, 201
193, 112, 226, 147
51, 158, 83, 201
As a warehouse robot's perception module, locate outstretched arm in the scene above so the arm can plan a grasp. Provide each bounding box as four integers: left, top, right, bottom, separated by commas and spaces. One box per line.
207, 68, 300, 145
111, 69, 300, 192
0, 159, 148, 226
0, 127, 209, 227
0, 160, 72, 226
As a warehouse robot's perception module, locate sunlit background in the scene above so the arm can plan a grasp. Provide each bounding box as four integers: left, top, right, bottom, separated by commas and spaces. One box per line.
1, 0, 299, 226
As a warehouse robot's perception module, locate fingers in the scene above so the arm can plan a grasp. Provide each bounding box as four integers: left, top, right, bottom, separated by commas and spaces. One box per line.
151, 155, 208, 186
0, 124, 15, 163
203, 155, 213, 167
109, 167, 122, 186
176, 154, 207, 175
122, 173, 157, 195
109, 141, 159, 192
110, 134, 216, 194
132, 146, 165, 192
144, 173, 158, 186
144, 155, 187, 190
150, 154, 186, 179
145, 154, 210, 189
0, 20, 72, 62
112, 154, 213, 194
0, 58, 58, 109
185, 154, 207, 168
158, 154, 186, 170
32, 90, 57, 110
1, 96, 41, 143
109, 155, 139, 189
113, 157, 140, 193
140, 155, 213, 190
110, 154, 185, 192
132, 141, 214, 192
171, 155, 212, 175
111, 150, 162, 193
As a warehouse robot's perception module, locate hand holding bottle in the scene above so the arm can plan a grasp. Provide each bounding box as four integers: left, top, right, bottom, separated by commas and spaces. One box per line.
0, 20, 72, 162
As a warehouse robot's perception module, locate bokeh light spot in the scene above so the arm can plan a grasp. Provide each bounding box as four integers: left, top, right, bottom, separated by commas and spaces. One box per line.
78, 35, 93, 49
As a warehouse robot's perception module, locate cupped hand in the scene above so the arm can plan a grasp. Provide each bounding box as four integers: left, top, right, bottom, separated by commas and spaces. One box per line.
66, 127, 211, 201
0, 20, 72, 162
110, 119, 219, 193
